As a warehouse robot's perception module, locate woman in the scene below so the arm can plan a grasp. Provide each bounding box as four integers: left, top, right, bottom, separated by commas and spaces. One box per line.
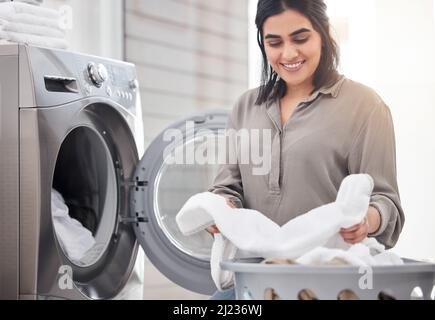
207, 0, 404, 300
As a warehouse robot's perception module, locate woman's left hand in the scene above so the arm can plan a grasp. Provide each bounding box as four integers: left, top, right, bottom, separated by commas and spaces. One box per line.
340, 206, 381, 244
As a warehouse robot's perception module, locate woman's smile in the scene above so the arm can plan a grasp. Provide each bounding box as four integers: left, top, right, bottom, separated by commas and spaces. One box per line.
263, 9, 322, 92
280, 60, 306, 72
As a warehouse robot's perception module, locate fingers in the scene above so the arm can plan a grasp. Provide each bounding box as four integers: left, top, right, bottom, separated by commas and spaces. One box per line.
340, 224, 360, 233
340, 218, 367, 233
226, 198, 236, 208
340, 226, 363, 238
349, 233, 367, 244
341, 230, 367, 244
206, 225, 220, 234
340, 226, 366, 240
340, 218, 369, 244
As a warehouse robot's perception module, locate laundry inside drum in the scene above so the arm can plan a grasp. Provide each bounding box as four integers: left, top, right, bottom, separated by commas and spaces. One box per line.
52, 126, 118, 267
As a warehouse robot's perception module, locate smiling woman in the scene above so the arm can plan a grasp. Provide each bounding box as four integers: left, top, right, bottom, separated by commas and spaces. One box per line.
208, 0, 405, 300
263, 21, 321, 86
255, 0, 340, 106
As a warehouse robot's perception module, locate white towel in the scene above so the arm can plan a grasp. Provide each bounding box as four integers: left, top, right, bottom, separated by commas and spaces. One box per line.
0, 2, 58, 20
177, 174, 374, 259
0, 18, 64, 38
0, 12, 62, 29
0, 29, 67, 48
176, 174, 403, 291
51, 189, 96, 263
297, 241, 403, 266
210, 234, 237, 291
0, 0, 43, 6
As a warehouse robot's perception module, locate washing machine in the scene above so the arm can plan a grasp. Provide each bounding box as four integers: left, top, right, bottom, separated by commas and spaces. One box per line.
0, 44, 227, 299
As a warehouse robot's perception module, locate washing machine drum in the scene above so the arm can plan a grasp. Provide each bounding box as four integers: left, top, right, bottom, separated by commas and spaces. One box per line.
53, 127, 118, 267
51, 109, 228, 299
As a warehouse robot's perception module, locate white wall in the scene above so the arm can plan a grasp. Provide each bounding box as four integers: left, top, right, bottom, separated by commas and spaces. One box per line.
326, 0, 435, 261
249, 0, 261, 88
125, 0, 250, 147
249, 0, 435, 261
371, 0, 435, 261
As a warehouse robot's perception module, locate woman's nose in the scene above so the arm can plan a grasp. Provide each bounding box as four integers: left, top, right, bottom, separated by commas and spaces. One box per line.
282, 43, 299, 60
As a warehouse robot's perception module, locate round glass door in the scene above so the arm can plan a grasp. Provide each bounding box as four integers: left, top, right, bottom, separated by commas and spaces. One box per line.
132, 112, 229, 295
154, 133, 225, 260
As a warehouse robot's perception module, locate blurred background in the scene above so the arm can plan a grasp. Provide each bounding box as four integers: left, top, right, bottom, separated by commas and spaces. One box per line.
42, 0, 435, 299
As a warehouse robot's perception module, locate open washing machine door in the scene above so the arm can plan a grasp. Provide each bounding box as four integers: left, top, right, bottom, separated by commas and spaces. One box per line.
130, 111, 229, 295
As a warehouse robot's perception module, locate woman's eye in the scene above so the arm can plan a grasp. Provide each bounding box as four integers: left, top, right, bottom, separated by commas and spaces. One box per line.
294, 38, 309, 44
268, 42, 282, 47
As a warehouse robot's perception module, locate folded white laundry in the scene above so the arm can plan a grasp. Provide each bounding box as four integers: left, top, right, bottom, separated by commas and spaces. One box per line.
0, 12, 62, 30
176, 174, 403, 291
51, 189, 96, 263
0, 18, 64, 38
0, 2, 58, 20
0, 29, 67, 48
0, 0, 43, 6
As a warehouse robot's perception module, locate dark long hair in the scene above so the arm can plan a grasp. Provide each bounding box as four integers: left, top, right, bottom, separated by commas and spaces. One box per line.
255, 0, 340, 105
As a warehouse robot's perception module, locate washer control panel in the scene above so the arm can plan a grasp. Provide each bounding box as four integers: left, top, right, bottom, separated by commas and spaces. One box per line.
82, 59, 139, 111
25, 45, 140, 111
87, 62, 108, 88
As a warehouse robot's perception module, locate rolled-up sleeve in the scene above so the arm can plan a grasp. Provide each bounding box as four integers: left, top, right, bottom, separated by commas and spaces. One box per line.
347, 101, 405, 248
208, 104, 244, 209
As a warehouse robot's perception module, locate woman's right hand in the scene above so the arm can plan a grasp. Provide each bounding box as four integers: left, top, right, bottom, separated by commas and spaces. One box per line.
206, 225, 221, 234
205, 198, 235, 234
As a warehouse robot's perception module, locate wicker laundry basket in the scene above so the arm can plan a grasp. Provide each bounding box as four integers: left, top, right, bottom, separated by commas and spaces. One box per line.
221, 258, 435, 300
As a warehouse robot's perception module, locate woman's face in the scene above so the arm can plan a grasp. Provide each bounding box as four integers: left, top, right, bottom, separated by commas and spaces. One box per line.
263, 9, 322, 92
